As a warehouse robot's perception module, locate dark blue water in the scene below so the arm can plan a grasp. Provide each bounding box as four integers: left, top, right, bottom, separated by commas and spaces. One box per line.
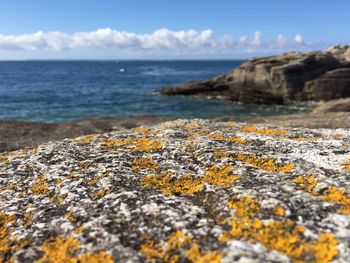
0, 61, 308, 123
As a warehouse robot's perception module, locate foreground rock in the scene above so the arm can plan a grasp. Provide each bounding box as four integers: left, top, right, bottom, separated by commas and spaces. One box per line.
1, 119, 350, 262
159, 45, 350, 104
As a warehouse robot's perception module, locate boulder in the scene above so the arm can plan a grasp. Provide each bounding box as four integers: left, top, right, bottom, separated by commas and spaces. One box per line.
311, 97, 350, 114
159, 45, 350, 104
1, 119, 350, 262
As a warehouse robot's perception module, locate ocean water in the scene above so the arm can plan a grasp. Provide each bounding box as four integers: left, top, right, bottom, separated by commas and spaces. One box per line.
0, 60, 308, 123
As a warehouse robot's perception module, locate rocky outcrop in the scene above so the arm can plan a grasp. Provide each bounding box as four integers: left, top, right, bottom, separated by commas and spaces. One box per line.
159, 45, 350, 104
1, 119, 350, 262
311, 97, 350, 114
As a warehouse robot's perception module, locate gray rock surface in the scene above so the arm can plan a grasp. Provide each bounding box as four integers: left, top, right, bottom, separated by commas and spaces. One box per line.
1, 119, 350, 262
159, 45, 350, 104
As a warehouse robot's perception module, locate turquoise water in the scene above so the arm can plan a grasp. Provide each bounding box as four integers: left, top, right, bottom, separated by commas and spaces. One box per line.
0, 61, 308, 123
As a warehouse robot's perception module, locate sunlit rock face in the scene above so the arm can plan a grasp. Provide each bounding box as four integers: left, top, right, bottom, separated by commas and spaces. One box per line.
159, 45, 350, 104
1, 119, 350, 262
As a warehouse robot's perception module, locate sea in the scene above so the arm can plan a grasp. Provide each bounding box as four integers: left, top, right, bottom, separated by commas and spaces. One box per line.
0, 60, 309, 123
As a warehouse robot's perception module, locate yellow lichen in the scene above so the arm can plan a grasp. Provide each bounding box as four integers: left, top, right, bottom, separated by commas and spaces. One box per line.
220, 196, 339, 263
0, 156, 9, 165
236, 153, 295, 173
75, 225, 85, 234
213, 149, 229, 160
32, 176, 50, 196
294, 174, 350, 215
131, 157, 159, 170
133, 126, 152, 135
35, 235, 114, 263
140, 231, 221, 263
54, 178, 62, 185
241, 125, 288, 136
202, 164, 239, 188
225, 122, 238, 127
209, 134, 246, 144
284, 136, 317, 142
142, 173, 204, 196
103, 137, 163, 152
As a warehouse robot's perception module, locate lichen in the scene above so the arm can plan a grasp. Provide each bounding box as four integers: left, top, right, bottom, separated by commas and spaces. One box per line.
202, 164, 239, 188
235, 153, 295, 173
35, 236, 114, 263
220, 196, 339, 263
32, 176, 50, 196
91, 189, 108, 200
103, 137, 163, 152
77, 135, 94, 144
133, 126, 152, 135
241, 125, 288, 136
131, 157, 159, 170
142, 173, 204, 196
140, 231, 221, 263
294, 174, 350, 215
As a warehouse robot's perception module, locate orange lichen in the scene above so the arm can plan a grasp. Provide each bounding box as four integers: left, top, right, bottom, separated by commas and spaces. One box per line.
77, 135, 94, 143
131, 157, 159, 170
35, 235, 114, 263
0, 212, 17, 261
186, 244, 222, 263
91, 189, 108, 200
75, 225, 85, 234
272, 206, 286, 217
76, 251, 114, 263
210, 134, 225, 140
220, 196, 339, 263
142, 173, 204, 196
79, 161, 93, 169
140, 231, 221, 263
236, 153, 295, 173
294, 174, 350, 215
342, 158, 350, 171
227, 137, 247, 144
133, 126, 152, 135
32, 176, 50, 196
103, 137, 163, 152
202, 164, 239, 188
185, 121, 201, 131
241, 125, 288, 136
213, 149, 229, 160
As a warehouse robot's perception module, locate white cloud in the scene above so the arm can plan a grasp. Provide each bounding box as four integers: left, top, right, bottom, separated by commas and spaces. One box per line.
294, 34, 304, 45
0, 28, 327, 57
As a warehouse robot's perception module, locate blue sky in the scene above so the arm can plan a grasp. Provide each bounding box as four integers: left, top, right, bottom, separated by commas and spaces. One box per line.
0, 0, 348, 59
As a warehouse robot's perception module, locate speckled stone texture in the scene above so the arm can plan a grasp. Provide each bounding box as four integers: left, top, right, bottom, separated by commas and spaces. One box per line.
1, 119, 350, 263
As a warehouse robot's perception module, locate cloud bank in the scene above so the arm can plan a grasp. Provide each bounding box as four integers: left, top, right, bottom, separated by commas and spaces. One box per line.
0, 28, 326, 56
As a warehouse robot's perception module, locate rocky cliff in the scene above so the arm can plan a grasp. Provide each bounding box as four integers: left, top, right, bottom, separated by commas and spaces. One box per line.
1, 119, 350, 262
159, 45, 350, 104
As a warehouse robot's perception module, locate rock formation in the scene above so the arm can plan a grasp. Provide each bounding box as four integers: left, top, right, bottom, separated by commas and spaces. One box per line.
159, 45, 350, 104
1, 119, 350, 262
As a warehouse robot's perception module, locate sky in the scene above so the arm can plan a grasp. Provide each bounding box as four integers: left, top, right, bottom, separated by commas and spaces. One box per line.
0, 0, 348, 60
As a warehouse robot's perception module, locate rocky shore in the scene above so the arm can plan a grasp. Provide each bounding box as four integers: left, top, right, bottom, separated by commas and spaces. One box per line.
159, 45, 350, 104
1, 119, 350, 262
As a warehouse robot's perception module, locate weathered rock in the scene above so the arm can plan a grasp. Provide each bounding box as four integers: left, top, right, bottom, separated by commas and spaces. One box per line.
0, 115, 166, 153
1, 119, 350, 262
159, 45, 350, 104
311, 97, 350, 114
